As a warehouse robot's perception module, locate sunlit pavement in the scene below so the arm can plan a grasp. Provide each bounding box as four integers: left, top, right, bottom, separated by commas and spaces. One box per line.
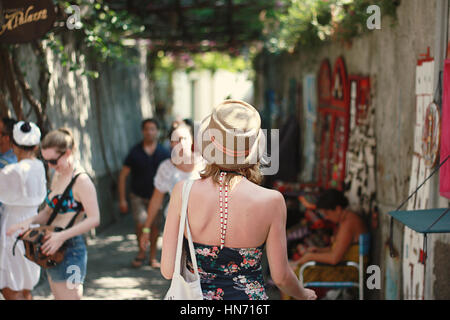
31, 214, 170, 300
28, 213, 281, 300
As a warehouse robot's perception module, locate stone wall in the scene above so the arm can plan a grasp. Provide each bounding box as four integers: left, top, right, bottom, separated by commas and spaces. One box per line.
13, 37, 153, 232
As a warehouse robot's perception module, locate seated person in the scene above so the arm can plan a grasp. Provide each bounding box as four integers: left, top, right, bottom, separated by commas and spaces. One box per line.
286, 195, 335, 261
288, 189, 368, 298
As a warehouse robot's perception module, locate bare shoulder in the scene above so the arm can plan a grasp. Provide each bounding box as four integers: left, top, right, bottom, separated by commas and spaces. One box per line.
72, 172, 96, 196
173, 179, 185, 194
345, 211, 364, 225
170, 179, 187, 203
248, 183, 286, 216
338, 211, 364, 236
75, 172, 94, 186
347, 211, 368, 232
252, 183, 284, 202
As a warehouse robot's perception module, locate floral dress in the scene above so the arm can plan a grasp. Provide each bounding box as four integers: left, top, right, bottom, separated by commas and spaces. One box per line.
186, 239, 268, 300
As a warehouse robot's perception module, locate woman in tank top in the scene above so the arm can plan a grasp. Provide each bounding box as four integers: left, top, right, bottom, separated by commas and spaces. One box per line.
160, 100, 317, 300
7, 128, 100, 300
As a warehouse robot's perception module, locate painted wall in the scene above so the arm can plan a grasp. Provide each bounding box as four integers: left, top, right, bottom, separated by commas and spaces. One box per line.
253, 0, 450, 299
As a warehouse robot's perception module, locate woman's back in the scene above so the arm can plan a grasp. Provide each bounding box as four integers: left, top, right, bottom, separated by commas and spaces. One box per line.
186, 176, 278, 248
185, 176, 278, 299
0, 159, 46, 208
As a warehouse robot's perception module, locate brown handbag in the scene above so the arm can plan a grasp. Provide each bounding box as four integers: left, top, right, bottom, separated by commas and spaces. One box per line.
13, 225, 67, 268
12, 173, 83, 269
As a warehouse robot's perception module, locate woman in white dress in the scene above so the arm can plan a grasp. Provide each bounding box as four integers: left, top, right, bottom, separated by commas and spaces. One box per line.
0, 121, 46, 300
137, 122, 204, 267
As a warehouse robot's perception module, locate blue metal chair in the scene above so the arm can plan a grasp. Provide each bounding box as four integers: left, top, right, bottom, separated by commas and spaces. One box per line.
298, 233, 370, 300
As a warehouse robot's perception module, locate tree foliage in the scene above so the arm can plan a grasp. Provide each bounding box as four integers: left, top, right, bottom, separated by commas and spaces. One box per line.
45, 0, 146, 77
153, 50, 251, 80
262, 0, 400, 53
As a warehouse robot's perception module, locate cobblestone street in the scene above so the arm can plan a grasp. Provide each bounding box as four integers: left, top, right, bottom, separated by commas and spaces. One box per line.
31, 214, 171, 300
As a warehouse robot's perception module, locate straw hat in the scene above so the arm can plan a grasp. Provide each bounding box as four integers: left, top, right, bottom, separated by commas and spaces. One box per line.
198, 99, 266, 170
13, 121, 41, 147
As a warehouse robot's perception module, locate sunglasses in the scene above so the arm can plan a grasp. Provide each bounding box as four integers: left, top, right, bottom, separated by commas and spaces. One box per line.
42, 151, 65, 165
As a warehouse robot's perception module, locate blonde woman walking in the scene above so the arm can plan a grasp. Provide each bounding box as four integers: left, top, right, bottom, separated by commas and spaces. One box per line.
161, 100, 317, 300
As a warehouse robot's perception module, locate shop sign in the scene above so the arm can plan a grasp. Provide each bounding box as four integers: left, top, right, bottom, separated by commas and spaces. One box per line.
0, 0, 56, 44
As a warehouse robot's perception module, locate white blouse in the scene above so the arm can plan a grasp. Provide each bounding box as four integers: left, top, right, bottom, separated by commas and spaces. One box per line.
154, 157, 204, 195
0, 158, 47, 206
0, 158, 46, 290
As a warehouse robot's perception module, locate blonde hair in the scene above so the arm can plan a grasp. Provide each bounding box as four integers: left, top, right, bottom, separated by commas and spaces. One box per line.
200, 163, 262, 186
41, 128, 75, 153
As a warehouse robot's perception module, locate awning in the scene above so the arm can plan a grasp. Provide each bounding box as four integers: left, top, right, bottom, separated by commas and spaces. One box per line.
388, 208, 450, 234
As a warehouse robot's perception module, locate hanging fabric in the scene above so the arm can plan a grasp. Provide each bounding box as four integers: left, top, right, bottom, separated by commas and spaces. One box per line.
440, 59, 450, 198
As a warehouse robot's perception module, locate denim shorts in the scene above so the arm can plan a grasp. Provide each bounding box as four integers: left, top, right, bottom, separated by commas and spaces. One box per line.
46, 235, 87, 285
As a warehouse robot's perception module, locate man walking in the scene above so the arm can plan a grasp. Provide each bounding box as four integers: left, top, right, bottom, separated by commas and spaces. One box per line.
118, 119, 170, 268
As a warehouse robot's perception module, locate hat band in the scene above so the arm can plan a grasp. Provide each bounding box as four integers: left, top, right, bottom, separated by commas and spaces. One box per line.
210, 136, 250, 157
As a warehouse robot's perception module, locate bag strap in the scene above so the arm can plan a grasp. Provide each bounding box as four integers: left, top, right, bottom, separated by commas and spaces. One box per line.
46, 172, 84, 226
173, 179, 200, 278
62, 172, 91, 230
12, 237, 20, 256
64, 206, 84, 230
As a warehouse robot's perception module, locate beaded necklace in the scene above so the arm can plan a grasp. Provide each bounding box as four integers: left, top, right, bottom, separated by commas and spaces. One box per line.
218, 172, 228, 250
218, 170, 245, 249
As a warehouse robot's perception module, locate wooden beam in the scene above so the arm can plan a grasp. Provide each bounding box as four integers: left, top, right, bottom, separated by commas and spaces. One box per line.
107, 0, 271, 47
227, 0, 234, 45
176, 0, 190, 42
148, 38, 253, 51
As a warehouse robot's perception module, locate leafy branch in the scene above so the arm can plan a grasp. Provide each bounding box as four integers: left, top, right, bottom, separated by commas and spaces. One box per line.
262, 0, 400, 54
43, 0, 145, 78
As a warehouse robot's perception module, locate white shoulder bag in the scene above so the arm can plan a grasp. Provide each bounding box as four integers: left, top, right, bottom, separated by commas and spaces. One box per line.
164, 179, 203, 300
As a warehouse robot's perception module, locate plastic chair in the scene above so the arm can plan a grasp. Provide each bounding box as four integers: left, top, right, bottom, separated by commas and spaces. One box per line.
298, 233, 370, 300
